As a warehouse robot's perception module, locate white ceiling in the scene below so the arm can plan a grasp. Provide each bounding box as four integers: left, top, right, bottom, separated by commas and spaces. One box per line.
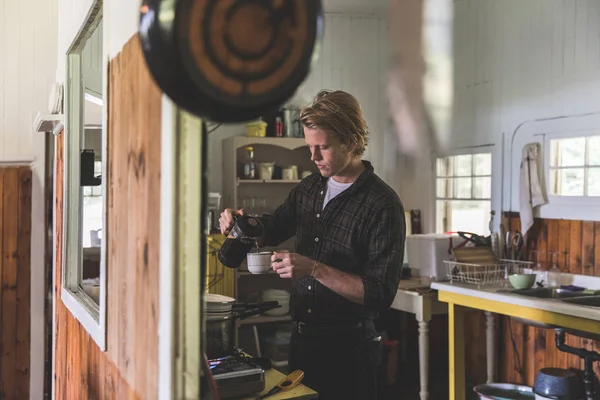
322, 0, 388, 15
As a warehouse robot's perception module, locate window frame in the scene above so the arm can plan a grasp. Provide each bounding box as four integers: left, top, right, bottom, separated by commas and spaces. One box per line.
435, 147, 493, 234
61, 2, 107, 350
544, 130, 600, 205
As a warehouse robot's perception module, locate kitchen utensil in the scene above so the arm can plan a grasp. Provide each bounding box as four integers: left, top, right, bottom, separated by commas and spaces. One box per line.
555, 329, 600, 399
205, 293, 236, 313
139, 0, 323, 123
282, 107, 302, 137
206, 301, 281, 359
533, 368, 583, 400
247, 252, 272, 274
508, 274, 537, 290
255, 370, 305, 400
262, 289, 290, 316
218, 215, 264, 269
282, 167, 295, 180
209, 351, 266, 399
246, 120, 268, 137
473, 382, 534, 399
458, 231, 492, 247
258, 163, 275, 180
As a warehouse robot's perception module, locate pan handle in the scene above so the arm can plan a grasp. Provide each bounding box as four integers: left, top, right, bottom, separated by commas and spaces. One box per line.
235, 303, 282, 320
231, 301, 279, 311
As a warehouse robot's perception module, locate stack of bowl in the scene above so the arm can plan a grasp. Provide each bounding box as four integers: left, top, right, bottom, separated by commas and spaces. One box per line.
262, 289, 290, 316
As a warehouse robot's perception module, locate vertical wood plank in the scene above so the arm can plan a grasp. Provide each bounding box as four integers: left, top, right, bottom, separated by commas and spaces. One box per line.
0, 169, 4, 390
554, 219, 571, 369
582, 221, 595, 276
54, 36, 158, 400
1, 168, 19, 398
15, 167, 31, 399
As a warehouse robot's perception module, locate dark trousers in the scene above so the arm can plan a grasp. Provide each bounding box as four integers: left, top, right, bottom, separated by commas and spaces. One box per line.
289, 325, 382, 400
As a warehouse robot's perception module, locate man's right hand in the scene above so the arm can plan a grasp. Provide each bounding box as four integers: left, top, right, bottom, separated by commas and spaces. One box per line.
219, 208, 245, 235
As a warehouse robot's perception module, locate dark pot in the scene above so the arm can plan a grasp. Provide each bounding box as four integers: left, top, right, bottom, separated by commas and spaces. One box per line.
205, 301, 280, 359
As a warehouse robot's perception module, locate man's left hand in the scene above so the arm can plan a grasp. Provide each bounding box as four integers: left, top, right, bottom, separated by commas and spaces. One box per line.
271, 252, 314, 279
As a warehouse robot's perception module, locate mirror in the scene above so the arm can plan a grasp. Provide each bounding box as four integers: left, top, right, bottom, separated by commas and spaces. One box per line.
79, 21, 104, 305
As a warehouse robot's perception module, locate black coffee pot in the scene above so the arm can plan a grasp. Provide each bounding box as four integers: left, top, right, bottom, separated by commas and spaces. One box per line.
218, 215, 264, 269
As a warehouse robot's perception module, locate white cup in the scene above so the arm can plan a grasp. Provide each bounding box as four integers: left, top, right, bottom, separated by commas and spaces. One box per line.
246, 252, 272, 274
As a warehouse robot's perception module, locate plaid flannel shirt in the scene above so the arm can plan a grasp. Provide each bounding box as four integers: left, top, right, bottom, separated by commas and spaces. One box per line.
261, 160, 406, 325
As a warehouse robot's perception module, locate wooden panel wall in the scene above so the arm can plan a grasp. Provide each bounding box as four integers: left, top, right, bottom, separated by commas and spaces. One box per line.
0, 167, 32, 399
498, 215, 600, 386
54, 35, 161, 399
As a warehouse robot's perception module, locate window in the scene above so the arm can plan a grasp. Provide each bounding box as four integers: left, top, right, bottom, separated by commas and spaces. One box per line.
549, 136, 600, 197
62, 4, 106, 349
436, 153, 492, 234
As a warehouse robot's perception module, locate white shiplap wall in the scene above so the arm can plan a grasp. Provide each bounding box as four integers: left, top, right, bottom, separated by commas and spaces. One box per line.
208, 14, 398, 195
0, 0, 58, 157
411, 0, 600, 226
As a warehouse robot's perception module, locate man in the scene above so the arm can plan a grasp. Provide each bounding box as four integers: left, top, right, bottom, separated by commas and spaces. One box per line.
219, 90, 406, 400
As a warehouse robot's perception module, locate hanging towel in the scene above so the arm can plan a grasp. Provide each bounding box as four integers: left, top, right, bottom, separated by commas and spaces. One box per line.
519, 143, 547, 237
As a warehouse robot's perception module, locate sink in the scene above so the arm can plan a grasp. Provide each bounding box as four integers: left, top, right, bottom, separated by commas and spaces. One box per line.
509, 288, 598, 299
559, 295, 600, 308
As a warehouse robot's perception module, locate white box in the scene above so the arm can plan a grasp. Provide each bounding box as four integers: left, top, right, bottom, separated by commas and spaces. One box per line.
406, 234, 460, 280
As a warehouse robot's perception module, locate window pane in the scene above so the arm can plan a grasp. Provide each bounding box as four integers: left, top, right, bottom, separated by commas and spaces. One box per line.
551, 168, 584, 196
436, 200, 447, 233
437, 158, 450, 177
454, 177, 472, 198
437, 178, 450, 198
550, 138, 585, 167
454, 155, 472, 176
473, 153, 491, 175
589, 136, 600, 166
473, 177, 491, 199
588, 168, 600, 196
448, 200, 491, 235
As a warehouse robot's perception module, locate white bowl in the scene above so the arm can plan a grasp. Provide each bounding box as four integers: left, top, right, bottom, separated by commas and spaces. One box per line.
246, 252, 272, 274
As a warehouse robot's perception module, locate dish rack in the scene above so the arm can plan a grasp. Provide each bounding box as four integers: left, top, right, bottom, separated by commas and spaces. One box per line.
444, 259, 534, 287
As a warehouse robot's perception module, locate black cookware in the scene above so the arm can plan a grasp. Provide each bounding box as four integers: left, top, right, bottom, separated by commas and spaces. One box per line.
218, 215, 264, 269
206, 300, 281, 359
139, 0, 323, 123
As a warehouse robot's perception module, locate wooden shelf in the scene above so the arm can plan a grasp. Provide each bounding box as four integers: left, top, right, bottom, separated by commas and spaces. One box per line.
238, 314, 291, 325
238, 269, 278, 276
232, 136, 307, 151
237, 179, 301, 185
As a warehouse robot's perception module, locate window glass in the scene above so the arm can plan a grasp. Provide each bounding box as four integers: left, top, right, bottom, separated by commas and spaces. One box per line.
436, 152, 492, 234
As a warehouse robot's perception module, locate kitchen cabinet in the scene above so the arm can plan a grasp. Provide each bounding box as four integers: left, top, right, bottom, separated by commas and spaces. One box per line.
221, 136, 317, 367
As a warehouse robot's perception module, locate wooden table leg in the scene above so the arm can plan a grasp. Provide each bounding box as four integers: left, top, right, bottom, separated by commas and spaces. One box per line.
448, 303, 465, 400
417, 320, 430, 400
485, 311, 496, 383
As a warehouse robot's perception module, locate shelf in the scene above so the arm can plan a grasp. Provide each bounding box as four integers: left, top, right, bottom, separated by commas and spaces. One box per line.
233, 136, 307, 150
238, 269, 278, 276
239, 314, 291, 325
237, 179, 301, 185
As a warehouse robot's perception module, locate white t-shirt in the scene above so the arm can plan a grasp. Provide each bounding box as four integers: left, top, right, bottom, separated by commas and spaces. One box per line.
323, 177, 353, 209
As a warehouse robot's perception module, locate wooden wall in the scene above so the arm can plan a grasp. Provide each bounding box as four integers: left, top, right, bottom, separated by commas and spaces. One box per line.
0, 167, 32, 399
497, 215, 600, 386
54, 35, 161, 399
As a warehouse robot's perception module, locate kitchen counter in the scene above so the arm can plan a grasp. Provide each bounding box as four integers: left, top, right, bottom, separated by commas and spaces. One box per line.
238, 368, 318, 400
431, 277, 600, 400
431, 281, 600, 322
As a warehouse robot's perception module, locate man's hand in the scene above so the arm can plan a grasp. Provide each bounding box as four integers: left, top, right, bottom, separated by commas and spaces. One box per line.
271, 251, 314, 279
219, 208, 244, 235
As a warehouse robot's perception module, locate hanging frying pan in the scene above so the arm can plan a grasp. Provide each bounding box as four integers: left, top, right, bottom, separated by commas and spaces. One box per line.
139, 0, 323, 123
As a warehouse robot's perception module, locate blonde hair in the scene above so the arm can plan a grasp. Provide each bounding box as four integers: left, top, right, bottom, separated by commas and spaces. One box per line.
299, 90, 369, 156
